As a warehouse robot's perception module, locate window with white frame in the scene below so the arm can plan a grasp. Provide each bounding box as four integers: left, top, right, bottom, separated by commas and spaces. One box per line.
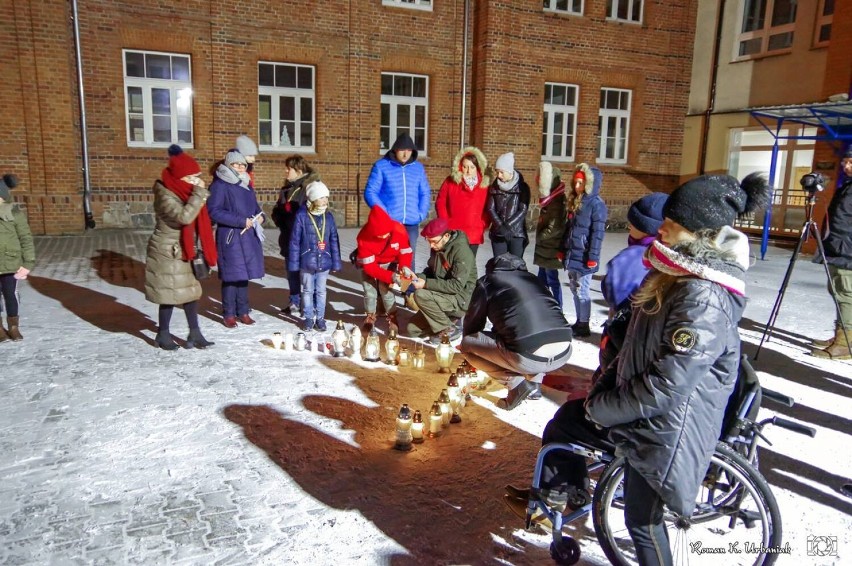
544, 0, 583, 15
598, 88, 631, 164
380, 73, 428, 153
607, 0, 643, 23
123, 50, 193, 147
737, 0, 797, 59
541, 83, 578, 161
814, 0, 833, 48
382, 0, 432, 11
258, 62, 315, 152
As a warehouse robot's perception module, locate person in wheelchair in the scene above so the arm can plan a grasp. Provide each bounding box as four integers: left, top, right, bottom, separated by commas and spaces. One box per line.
583, 173, 769, 566
513, 174, 770, 566
505, 192, 668, 521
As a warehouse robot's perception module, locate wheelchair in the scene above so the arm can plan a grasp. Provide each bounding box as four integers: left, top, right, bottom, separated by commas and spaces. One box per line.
515, 355, 816, 565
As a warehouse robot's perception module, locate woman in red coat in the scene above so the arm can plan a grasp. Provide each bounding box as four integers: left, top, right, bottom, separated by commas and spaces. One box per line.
435, 146, 491, 258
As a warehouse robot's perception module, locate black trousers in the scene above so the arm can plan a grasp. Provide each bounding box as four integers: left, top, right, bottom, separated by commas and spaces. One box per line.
541, 399, 612, 493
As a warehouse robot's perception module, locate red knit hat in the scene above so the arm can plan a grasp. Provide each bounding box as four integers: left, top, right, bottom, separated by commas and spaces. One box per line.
167, 144, 201, 179
572, 170, 586, 183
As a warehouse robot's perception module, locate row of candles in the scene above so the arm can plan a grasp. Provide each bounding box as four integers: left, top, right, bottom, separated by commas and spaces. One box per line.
394, 360, 488, 451
270, 321, 457, 372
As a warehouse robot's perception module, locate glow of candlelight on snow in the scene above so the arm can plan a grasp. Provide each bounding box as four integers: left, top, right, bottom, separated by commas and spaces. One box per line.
481, 440, 496, 450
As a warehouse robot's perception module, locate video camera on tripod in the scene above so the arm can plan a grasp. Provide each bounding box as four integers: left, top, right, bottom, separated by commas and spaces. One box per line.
800, 171, 826, 194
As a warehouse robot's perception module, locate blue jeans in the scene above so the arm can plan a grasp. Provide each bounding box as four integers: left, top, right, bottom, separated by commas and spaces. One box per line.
221, 281, 249, 317
566, 269, 592, 323
405, 224, 420, 273
301, 270, 329, 323
623, 462, 673, 566
537, 267, 563, 309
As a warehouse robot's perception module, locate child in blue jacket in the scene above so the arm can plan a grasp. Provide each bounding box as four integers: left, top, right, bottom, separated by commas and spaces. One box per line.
288, 181, 342, 331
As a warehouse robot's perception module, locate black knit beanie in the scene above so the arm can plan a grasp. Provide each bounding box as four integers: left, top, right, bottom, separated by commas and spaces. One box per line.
627, 192, 668, 235
0, 174, 18, 202
663, 173, 769, 232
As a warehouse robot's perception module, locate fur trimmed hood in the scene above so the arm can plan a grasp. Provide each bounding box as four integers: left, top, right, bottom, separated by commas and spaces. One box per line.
538, 162, 563, 198
572, 162, 600, 196
450, 146, 490, 188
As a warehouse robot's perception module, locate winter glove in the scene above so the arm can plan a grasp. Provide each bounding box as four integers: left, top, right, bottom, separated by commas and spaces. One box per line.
586, 260, 598, 269
14, 267, 29, 280
556, 251, 565, 262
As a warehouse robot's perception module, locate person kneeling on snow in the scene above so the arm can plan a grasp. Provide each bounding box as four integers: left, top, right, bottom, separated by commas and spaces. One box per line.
460, 253, 573, 411
405, 218, 477, 343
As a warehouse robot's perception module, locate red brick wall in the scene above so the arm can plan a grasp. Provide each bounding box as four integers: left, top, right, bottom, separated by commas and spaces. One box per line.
4, 0, 695, 234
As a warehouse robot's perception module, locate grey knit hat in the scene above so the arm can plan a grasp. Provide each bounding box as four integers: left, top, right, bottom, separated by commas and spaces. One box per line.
225, 150, 247, 167
236, 135, 258, 157
0, 174, 18, 202
495, 152, 515, 173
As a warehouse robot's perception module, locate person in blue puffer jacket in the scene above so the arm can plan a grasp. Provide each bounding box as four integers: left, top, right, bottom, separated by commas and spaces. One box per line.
561, 163, 608, 337
364, 132, 432, 271
288, 181, 342, 332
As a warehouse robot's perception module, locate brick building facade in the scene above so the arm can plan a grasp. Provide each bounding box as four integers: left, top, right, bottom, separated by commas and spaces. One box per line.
4, 0, 695, 234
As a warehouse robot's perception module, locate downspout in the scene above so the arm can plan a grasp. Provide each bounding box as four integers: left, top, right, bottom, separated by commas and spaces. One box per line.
699, 0, 727, 175
71, 0, 95, 229
459, 0, 470, 149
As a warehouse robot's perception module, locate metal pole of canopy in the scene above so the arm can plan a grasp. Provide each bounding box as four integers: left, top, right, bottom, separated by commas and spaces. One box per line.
760, 119, 782, 260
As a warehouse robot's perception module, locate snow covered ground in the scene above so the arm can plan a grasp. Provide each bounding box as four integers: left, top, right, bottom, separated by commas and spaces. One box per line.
0, 228, 849, 565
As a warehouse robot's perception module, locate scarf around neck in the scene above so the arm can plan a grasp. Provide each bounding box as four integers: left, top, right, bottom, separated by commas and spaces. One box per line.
160, 168, 218, 266
539, 182, 565, 207
643, 226, 750, 296
216, 164, 251, 189
497, 171, 519, 192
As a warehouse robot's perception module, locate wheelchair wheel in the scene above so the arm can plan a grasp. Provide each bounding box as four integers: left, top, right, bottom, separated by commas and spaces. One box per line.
550, 538, 581, 565
591, 443, 782, 566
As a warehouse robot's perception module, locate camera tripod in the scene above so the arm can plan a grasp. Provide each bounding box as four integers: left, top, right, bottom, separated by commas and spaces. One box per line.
755, 191, 851, 359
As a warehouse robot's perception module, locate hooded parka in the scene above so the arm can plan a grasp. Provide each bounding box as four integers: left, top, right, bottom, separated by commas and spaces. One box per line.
144, 181, 209, 305
364, 134, 431, 226
562, 163, 608, 275
435, 147, 491, 245
534, 163, 567, 270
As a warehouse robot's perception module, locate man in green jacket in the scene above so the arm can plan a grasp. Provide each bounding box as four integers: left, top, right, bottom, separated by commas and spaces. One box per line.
406, 218, 477, 343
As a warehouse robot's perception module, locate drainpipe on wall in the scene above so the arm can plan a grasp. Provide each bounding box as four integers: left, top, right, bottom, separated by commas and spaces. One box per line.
459, 0, 470, 149
71, 0, 96, 229
699, 0, 727, 175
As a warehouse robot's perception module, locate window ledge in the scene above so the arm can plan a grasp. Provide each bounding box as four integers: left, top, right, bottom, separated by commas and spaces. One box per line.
541, 156, 576, 164
732, 48, 793, 63
128, 143, 194, 150
382, 1, 433, 12
605, 17, 643, 26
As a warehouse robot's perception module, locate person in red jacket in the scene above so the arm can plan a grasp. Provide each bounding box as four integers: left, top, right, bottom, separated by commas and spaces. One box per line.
435, 146, 491, 259
356, 206, 414, 333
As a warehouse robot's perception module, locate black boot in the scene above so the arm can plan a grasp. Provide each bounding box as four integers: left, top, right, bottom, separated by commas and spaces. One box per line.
155, 330, 179, 351
186, 328, 214, 349
497, 380, 535, 411
571, 321, 591, 337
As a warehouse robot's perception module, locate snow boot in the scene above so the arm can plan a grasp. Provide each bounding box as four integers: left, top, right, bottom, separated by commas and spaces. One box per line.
362, 312, 377, 333
186, 328, 214, 349
813, 327, 852, 360
811, 324, 839, 349
386, 311, 399, 334
6, 316, 22, 341
155, 330, 179, 351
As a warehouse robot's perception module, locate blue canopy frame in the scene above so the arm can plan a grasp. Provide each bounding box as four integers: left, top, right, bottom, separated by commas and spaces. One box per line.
748, 100, 852, 259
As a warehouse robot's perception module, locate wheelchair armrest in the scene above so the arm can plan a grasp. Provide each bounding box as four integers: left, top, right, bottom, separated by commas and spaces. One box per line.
762, 388, 794, 407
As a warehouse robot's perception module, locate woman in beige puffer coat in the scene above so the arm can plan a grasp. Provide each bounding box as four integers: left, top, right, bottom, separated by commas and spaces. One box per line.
145, 145, 218, 350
